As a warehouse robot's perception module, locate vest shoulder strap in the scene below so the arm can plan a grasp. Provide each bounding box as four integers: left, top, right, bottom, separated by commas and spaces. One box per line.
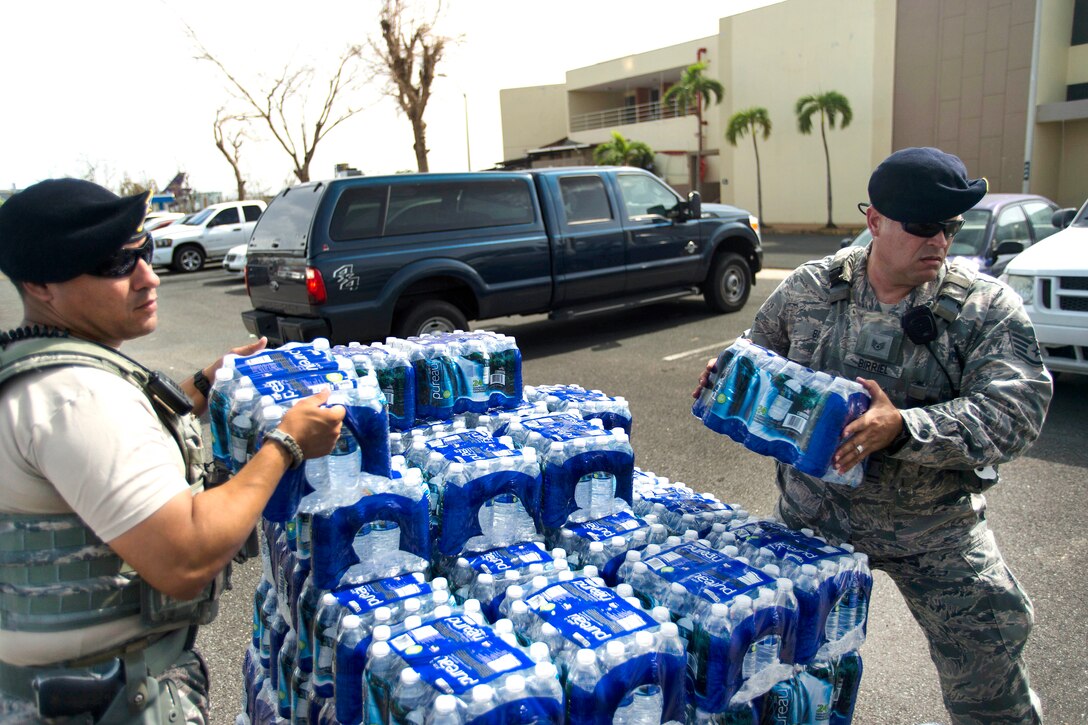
0, 337, 150, 391
933, 260, 978, 323
828, 245, 867, 305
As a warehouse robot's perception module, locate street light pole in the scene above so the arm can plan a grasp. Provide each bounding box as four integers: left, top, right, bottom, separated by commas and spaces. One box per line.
463, 93, 472, 172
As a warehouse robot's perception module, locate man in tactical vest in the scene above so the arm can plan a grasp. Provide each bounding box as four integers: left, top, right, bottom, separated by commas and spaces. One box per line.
696, 148, 1052, 724
0, 178, 345, 723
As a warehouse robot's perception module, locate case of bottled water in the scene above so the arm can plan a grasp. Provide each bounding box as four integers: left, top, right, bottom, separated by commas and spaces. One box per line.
409, 429, 544, 559
692, 338, 871, 486
523, 383, 633, 435
505, 413, 635, 531
362, 609, 563, 725
720, 519, 872, 663
448, 541, 569, 621
632, 469, 744, 538
307, 473, 432, 591
614, 539, 800, 714
757, 651, 863, 725
388, 330, 523, 421
551, 508, 671, 585
494, 572, 687, 724
332, 342, 417, 431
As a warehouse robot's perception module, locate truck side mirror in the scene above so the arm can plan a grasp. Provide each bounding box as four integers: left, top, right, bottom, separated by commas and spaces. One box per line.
1052, 208, 1076, 229
687, 191, 701, 221
994, 240, 1025, 257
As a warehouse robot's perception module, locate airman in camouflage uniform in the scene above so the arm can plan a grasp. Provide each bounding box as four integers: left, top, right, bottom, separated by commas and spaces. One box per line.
703, 148, 1051, 724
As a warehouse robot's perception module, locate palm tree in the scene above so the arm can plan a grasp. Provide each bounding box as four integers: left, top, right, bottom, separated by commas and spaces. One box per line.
593, 131, 655, 171
725, 107, 772, 226
795, 90, 853, 228
663, 61, 725, 196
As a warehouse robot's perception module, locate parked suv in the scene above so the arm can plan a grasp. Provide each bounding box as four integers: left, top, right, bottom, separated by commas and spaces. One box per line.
152, 199, 266, 272
241, 168, 763, 345
1001, 199, 1088, 376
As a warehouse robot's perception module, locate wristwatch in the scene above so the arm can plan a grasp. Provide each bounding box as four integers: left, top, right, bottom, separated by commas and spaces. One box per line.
264, 428, 304, 469
192, 369, 212, 398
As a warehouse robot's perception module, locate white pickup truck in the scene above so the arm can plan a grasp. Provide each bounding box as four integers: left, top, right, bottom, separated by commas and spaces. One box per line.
1002, 199, 1088, 376
151, 199, 266, 273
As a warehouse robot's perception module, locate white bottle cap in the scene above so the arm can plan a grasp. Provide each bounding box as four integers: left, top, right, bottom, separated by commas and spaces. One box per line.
801, 564, 818, 576
340, 614, 361, 630
506, 585, 525, 601
403, 598, 421, 613
606, 640, 625, 658
635, 630, 655, 649
589, 541, 605, 553
404, 615, 422, 630
625, 550, 642, 562
505, 674, 526, 695
374, 606, 392, 622
582, 565, 599, 580
370, 640, 391, 658
711, 602, 728, 618
478, 573, 494, 585
371, 624, 391, 642
400, 667, 420, 685
528, 641, 550, 663
660, 621, 680, 638
504, 570, 520, 582
633, 562, 649, 575
651, 606, 671, 623
535, 661, 558, 679
576, 648, 597, 666
472, 684, 495, 703
558, 570, 575, 582
616, 583, 634, 598
495, 618, 514, 634
433, 605, 453, 619
532, 575, 549, 591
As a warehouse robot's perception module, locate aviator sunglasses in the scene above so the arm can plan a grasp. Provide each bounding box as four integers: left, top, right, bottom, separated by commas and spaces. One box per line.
857, 203, 964, 240
91, 233, 154, 278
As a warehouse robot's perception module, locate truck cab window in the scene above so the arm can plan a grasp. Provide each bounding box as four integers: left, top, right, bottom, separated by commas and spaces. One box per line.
559, 176, 613, 224
617, 174, 680, 219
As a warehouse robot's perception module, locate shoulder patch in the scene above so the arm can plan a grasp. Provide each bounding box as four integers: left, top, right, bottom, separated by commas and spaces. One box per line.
1009, 329, 1043, 367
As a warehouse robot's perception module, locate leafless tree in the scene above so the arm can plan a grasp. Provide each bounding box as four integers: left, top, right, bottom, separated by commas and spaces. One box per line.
371, 0, 451, 172
190, 26, 366, 183
214, 108, 249, 200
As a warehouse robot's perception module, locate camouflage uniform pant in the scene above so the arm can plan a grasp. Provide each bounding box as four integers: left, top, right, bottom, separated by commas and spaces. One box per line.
0, 647, 209, 724
875, 529, 1042, 725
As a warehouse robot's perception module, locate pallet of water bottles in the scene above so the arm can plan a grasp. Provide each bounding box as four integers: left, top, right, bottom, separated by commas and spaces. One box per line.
223, 332, 871, 724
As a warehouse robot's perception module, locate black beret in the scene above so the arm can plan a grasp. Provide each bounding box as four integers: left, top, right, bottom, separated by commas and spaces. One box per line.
0, 178, 150, 283
868, 147, 987, 223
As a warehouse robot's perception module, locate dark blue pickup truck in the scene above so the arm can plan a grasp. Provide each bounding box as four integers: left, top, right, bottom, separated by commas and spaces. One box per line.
241, 167, 763, 345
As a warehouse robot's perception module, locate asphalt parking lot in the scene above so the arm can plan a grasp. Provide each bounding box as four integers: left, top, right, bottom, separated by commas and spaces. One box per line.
1, 233, 1085, 724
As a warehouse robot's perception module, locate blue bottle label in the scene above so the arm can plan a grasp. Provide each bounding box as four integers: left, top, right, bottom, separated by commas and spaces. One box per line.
333, 574, 430, 615
525, 577, 656, 649
517, 414, 606, 442
428, 430, 518, 462
639, 490, 732, 517
730, 520, 849, 565
252, 372, 353, 403
644, 543, 773, 603
466, 542, 552, 574
388, 615, 532, 695
234, 347, 339, 380
566, 511, 647, 542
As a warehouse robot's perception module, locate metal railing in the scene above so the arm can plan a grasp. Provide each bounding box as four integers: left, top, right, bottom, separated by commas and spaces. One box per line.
569, 99, 694, 132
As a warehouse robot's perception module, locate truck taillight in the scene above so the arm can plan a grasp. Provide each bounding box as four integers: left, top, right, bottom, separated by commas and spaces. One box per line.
243, 266, 250, 296
306, 267, 327, 304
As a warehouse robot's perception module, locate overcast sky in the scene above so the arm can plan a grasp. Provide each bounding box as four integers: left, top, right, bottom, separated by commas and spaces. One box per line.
1, 0, 781, 197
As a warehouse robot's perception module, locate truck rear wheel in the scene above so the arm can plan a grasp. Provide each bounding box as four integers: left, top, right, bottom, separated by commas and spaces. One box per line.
704, 252, 751, 313
394, 300, 468, 338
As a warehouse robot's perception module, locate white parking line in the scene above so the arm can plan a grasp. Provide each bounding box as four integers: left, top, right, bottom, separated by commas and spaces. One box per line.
662, 267, 792, 362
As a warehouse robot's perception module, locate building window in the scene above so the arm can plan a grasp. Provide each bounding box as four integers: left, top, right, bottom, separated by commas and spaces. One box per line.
1073, 0, 1088, 45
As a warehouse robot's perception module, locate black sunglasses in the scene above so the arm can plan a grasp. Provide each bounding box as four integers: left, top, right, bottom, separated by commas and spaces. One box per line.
857, 203, 964, 240
91, 234, 154, 278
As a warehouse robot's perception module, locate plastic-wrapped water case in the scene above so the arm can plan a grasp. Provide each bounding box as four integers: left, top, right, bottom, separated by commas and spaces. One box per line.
632, 470, 743, 538
505, 413, 635, 530
413, 429, 544, 558
389, 330, 523, 421
615, 540, 800, 712
693, 338, 871, 486
449, 541, 567, 621
228, 339, 343, 381
368, 611, 563, 725
722, 518, 872, 662
553, 510, 669, 585
498, 574, 687, 725
524, 383, 633, 435
308, 473, 432, 591
333, 342, 417, 431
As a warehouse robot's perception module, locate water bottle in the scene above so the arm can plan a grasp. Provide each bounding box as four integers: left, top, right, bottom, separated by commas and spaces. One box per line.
800, 657, 836, 723
565, 648, 602, 723
760, 676, 804, 725
466, 684, 496, 722
364, 639, 400, 725
391, 667, 433, 724
428, 694, 464, 724
209, 366, 239, 466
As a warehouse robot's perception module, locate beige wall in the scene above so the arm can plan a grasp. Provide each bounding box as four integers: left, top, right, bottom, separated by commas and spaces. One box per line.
499, 85, 569, 163
717, 0, 896, 225
566, 38, 714, 90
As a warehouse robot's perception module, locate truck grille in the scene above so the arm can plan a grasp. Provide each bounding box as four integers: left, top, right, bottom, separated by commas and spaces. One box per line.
1040, 275, 1088, 314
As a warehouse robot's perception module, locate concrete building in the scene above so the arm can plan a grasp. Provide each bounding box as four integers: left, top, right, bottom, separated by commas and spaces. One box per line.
499, 0, 1087, 225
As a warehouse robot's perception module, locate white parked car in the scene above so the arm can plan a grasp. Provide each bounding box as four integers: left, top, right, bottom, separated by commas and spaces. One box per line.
222, 243, 247, 277
1001, 199, 1088, 376
152, 200, 266, 273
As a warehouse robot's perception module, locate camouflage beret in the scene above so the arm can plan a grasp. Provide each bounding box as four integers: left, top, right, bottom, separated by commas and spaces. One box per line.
868, 147, 987, 223
0, 178, 149, 283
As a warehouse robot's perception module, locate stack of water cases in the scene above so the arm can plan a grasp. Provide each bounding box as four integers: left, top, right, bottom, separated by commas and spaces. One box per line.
230, 332, 871, 724
692, 338, 871, 486
523, 384, 633, 435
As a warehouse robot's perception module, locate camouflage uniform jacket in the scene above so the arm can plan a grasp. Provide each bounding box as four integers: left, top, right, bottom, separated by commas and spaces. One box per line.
749, 247, 1052, 558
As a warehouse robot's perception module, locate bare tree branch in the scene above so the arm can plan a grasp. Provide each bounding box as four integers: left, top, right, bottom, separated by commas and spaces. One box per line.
187, 22, 367, 183
213, 108, 249, 200
370, 0, 454, 172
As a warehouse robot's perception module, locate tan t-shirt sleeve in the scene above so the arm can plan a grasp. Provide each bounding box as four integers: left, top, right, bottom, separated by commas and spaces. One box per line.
14, 366, 190, 542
